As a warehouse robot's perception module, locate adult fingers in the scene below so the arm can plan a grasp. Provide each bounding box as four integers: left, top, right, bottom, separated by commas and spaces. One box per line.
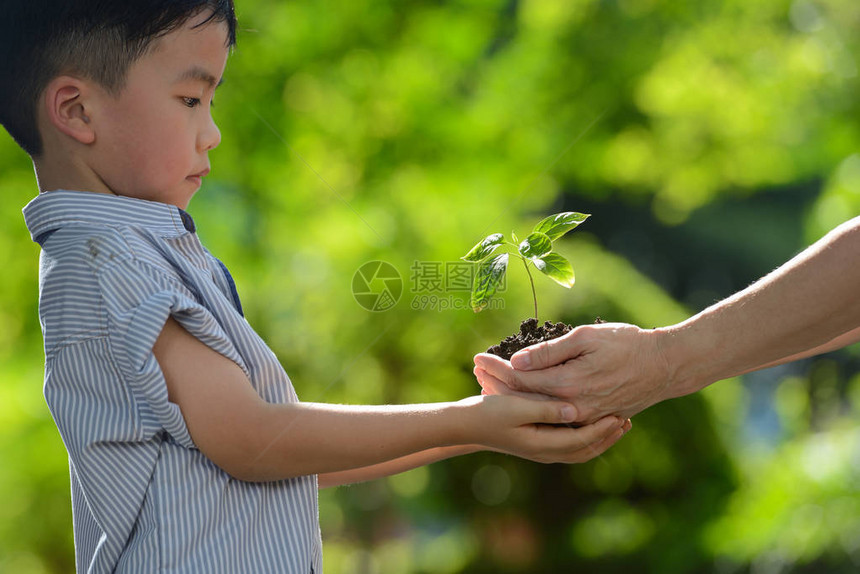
509, 325, 591, 371
474, 367, 555, 401
473, 365, 498, 393
474, 368, 514, 396
473, 353, 573, 397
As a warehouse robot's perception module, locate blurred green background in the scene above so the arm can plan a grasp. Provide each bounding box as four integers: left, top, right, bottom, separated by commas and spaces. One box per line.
2, 0, 860, 572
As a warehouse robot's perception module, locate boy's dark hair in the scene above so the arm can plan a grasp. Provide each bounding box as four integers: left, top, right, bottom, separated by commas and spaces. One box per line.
0, 1, 237, 157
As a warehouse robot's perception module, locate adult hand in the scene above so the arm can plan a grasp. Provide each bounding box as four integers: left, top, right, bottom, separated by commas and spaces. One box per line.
474, 322, 677, 424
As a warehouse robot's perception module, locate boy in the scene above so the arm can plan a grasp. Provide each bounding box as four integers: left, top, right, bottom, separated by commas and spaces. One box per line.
2, 1, 629, 571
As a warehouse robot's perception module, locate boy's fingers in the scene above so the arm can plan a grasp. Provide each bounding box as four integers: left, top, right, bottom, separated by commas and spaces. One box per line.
533, 400, 578, 424
571, 416, 632, 460
501, 396, 576, 426
519, 415, 623, 463
544, 415, 621, 451
569, 421, 628, 462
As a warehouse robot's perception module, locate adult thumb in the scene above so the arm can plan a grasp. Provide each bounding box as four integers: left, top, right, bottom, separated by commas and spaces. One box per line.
510, 328, 581, 371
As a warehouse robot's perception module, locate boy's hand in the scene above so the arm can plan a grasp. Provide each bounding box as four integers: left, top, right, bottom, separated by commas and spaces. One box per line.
457, 395, 630, 464
156, 317, 628, 481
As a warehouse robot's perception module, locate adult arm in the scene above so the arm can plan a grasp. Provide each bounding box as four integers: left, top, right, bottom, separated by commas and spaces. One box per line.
736, 325, 860, 374
474, 216, 860, 422
153, 318, 628, 483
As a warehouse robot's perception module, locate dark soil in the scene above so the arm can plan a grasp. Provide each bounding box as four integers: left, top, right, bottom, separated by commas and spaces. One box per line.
486, 317, 605, 360
486, 318, 571, 360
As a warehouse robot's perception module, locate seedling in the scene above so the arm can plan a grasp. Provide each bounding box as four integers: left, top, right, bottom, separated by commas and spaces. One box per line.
461, 212, 590, 320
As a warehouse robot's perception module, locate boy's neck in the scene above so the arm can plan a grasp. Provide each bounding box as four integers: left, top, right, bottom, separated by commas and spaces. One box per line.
33, 153, 115, 197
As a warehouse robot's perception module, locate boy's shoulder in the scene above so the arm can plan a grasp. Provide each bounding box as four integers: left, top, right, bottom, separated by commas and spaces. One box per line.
24, 190, 199, 279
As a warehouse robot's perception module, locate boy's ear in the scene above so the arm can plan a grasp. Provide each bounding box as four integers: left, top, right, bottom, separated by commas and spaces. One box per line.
43, 76, 97, 145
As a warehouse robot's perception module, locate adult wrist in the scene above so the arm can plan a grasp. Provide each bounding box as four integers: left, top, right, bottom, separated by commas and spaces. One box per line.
651, 323, 711, 399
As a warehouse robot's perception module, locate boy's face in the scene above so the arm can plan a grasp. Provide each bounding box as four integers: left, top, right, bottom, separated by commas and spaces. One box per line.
90, 11, 229, 209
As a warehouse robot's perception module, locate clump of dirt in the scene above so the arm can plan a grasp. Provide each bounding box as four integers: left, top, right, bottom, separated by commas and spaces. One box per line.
486, 318, 571, 360
486, 317, 606, 360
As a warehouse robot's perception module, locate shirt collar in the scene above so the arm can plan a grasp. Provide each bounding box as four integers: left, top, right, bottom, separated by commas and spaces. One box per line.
23, 190, 196, 246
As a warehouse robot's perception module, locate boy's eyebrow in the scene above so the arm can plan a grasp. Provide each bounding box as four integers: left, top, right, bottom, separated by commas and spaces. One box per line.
175, 66, 224, 88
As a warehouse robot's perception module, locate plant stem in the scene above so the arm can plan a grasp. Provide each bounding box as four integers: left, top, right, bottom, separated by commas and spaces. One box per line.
520, 256, 538, 320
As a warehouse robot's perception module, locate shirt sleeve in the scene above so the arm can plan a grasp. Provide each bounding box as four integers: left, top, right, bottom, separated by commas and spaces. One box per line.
95, 256, 250, 449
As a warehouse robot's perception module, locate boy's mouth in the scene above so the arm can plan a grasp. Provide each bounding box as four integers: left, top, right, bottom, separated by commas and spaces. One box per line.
187, 167, 211, 187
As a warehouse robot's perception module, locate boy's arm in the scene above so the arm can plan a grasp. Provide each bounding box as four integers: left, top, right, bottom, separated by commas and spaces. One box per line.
153, 318, 627, 482
322, 412, 631, 488
318, 445, 478, 489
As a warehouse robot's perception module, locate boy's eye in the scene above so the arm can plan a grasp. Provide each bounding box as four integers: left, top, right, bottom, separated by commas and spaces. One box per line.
182, 97, 201, 108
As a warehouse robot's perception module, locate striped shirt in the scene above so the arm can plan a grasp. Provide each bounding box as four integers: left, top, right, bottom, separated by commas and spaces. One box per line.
23, 190, 321, 573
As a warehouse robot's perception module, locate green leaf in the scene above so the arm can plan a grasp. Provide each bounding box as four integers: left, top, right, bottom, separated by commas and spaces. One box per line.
462, 233, 504, 262
532, 212, 590, 241
470, 253, 508, 312
533, 253, 575, 288
518, 232, 552, 258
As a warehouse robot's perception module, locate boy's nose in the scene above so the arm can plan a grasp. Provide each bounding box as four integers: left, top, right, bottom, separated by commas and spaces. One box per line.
199, 115, 221, 152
